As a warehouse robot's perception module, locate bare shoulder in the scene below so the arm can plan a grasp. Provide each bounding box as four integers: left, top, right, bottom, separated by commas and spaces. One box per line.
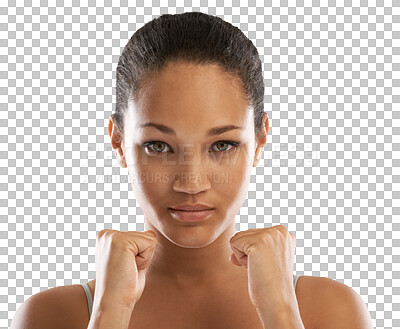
297, 275, 373, 329
10, 283, 91, 329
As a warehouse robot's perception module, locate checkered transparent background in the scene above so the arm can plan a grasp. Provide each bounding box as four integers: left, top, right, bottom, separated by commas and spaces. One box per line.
1, 1, 399, 328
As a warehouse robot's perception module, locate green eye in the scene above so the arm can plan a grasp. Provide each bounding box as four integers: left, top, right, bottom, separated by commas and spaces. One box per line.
143, 141, 170, 153
212, 141, 235, 152
142, 140, 240, 154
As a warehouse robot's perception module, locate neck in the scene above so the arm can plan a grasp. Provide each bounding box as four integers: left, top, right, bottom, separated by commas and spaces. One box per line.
144, 221, 242, 287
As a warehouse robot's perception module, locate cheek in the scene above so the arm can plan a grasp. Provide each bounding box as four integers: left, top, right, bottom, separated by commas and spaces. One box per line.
212, 146, 253, 194
128, 169, 170, 217
125, 147, 171, 205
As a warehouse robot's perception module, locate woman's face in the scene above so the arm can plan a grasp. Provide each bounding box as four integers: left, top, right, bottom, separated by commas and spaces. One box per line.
110, 61, 267, 248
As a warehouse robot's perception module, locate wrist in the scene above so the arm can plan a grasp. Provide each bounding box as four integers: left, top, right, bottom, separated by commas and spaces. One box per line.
93, 293, 137, 312
88, 306, 132, 329
88, 303, 135, 329
256, 307, 304, 329
255, 296, 303, 329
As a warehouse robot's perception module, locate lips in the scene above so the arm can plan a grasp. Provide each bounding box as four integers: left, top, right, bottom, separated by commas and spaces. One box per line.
169, 203, 215, 211
169, 208, 214, 222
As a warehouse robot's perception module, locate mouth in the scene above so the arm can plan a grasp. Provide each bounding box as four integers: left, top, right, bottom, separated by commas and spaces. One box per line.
168, 208, 215, 222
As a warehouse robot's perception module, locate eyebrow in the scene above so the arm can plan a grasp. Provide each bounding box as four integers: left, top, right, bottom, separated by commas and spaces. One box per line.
139, 122, 243, 137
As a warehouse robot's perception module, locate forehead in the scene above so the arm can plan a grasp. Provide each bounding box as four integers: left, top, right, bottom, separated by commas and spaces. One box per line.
126, 62, 253, 138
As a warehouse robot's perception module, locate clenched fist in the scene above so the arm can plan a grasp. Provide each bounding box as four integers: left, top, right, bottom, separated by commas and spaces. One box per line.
92, 229, 158, 312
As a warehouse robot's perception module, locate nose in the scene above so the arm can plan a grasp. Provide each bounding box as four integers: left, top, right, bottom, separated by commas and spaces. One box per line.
172, 144, 211, 194
172, 171, 211, 194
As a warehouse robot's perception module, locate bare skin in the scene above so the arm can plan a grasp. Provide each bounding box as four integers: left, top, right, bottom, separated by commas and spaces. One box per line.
10, 60, 373, 329
95, 60, 298, 328
12, 271, 357, 329
110, 60, 269, 288
9, 61, 318, 329
106, 60, 278, 327
10, 59, 373, 329
81, 275, 317, 329
9, 61, 315, 329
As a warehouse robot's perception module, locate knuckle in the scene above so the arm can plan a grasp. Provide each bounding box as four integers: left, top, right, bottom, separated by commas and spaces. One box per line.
108, 231, 121, 244
97, 229, 108, 239
277, 224, 288, 232
229, 232, 239, 243
260, 231, 273, 244
274, 225, 289, 238
97, 229, 120, 245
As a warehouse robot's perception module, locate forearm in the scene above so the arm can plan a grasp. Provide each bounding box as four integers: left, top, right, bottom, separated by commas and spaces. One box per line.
257, 309, 305, 329
87, 303, 134, 329
255, 297, 305, 329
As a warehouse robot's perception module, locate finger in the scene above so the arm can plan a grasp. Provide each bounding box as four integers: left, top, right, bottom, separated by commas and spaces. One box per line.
230, 245, 248, 268
145, 230, 157, 238
229, 253, 242, 267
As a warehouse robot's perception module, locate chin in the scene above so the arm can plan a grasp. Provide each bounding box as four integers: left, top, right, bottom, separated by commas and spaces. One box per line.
162, 227, 220, 249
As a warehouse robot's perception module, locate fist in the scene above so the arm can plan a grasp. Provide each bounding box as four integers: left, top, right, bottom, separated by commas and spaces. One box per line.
93, 229, 158, 311
229, 225, 296, 311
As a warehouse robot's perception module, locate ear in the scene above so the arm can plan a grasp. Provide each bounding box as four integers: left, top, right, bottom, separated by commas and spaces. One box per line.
108, 114, 127, 168
253, 112, 269, 167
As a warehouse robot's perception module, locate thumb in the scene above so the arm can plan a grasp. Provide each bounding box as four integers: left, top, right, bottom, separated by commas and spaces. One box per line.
229, 253, 243, 267
145, 230, 157, 238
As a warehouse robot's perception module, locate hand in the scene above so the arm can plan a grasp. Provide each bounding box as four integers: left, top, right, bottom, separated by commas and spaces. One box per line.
93, 229, 158, 312
228, 225, 296, 313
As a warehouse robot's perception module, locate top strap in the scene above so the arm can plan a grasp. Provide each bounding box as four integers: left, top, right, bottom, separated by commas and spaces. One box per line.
80, 282, 93, 318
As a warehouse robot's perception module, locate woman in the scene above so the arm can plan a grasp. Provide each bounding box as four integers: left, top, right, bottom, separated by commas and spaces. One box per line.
11, 11, 373, 329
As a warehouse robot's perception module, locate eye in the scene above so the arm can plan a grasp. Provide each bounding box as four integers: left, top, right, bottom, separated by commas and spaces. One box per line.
142, 140, 240, 154
142, 141, 171, 153
211, 141, 239, 153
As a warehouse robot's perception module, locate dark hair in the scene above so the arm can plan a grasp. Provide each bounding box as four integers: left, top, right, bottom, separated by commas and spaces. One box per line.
114, 12, 265, 139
